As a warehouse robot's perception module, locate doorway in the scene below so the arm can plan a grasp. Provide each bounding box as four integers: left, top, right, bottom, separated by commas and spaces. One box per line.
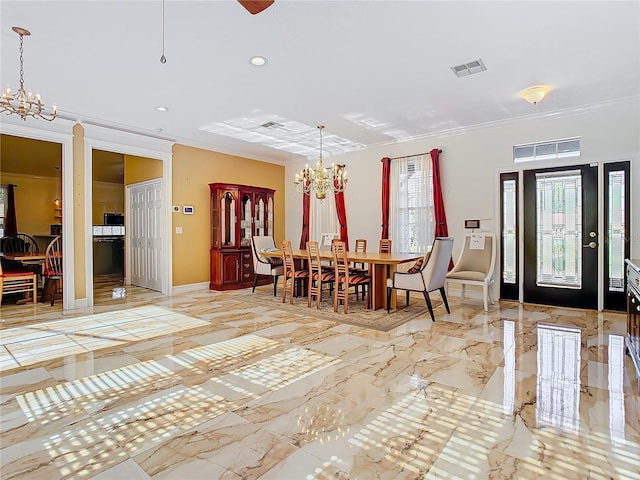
501, 161, 631, 311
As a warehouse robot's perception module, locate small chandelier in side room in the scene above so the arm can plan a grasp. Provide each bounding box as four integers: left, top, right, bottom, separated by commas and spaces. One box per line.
1, 27, 56, 121
294, 126, 348, 201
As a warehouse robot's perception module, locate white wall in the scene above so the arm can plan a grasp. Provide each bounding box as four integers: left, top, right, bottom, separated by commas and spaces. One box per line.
285, 98, 640, 292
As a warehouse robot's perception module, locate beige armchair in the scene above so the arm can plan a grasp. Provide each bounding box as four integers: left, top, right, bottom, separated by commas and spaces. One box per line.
251, 236, 284, 296
386, 237, 454, 321
446, 234, 496, 311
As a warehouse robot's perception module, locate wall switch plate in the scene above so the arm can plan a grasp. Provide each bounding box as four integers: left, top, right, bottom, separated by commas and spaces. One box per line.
172, 205, 180, 213
176, 226, 183, 234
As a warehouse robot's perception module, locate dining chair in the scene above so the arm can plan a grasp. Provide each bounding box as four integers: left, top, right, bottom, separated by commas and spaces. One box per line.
0, 260, 37, 305
281, 240, 309, 304
307, 240, 335, 309
446, 234, 496, 311
379, 238, 392, 253
349, 238, 368, 299
42, 235, 63, 306
0, 233, 39, 254
386, 237, 454, 321
332, 240, 371, 313
251, 235, 284, 296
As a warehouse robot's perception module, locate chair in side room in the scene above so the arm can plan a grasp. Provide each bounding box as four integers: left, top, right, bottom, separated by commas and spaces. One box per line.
446, 234, 496, 311
281, 240, 309, 304
0, 260, 37, 305
379, 238, 392, 253
307, 240, 335, 309
41, 235, 63, 306
386, 237, 454, 321
0, 233, 39, 254
332, 240, 371, 313
251, 235, 284, 296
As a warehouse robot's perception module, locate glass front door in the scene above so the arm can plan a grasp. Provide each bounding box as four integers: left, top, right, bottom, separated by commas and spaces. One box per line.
523, 164, 598, 309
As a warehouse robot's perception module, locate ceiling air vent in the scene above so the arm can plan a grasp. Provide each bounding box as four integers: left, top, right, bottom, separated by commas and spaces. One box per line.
451, 58, 487, 78
260, 121, 284, 129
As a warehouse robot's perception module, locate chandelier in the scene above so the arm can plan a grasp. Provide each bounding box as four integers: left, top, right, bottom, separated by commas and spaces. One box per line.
1, 27, 56, 122
294, 126, 348, 200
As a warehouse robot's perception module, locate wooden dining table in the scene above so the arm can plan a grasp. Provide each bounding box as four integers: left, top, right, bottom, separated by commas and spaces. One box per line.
262, 248, 423, 310
0, 252, 47, 269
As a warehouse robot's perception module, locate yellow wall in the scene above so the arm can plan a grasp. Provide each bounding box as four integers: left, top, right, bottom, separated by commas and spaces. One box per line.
0, 173, 58, 236
92, 182, 124, 224
171, 144, 285, 286
73, 123, 86, 299
124, 154, 163, 185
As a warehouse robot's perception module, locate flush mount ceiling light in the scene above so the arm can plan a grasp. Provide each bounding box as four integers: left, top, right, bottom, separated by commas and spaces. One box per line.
250, 56, 268, 66
520, 85, 551, 105
294, 126, 348, 201
1, 26, 57, 121
155, 106, 169, 112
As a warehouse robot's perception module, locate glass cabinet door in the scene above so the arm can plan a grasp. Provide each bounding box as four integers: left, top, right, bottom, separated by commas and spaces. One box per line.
221, 191, 236, 247
254, 192, 266, 237
267, 195, 274, 236
240, 193, 252, 246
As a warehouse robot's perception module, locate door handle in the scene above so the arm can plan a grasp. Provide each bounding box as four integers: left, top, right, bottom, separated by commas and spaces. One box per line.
583, 241, 597, 249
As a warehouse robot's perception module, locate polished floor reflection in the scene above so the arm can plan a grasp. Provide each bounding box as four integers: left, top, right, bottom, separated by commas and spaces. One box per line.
0, 283, 638, 479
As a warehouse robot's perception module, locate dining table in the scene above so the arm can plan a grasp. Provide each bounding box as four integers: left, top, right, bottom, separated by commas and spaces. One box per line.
261, 248, 423, 310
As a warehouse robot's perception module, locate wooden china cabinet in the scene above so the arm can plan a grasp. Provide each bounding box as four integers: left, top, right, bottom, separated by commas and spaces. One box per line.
209, 183, 275, 290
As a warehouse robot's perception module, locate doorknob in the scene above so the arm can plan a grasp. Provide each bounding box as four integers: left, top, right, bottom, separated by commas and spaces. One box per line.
583, 241, 597, 249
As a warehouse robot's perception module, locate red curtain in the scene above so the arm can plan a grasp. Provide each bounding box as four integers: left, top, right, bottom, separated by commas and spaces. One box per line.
334, 165, 349, 250
381, 157, 391, 239
299, 181, 310, 249
430, 148, 453, 268
5, 184, 18, 236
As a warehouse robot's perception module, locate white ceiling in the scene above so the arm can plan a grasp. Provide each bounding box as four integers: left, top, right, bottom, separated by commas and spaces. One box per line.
1, 1, 639, 165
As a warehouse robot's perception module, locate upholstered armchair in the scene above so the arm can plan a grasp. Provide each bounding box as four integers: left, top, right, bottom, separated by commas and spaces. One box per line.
251, 236, 284, 296
446, 234, 496, 311
386, 237, 454, 321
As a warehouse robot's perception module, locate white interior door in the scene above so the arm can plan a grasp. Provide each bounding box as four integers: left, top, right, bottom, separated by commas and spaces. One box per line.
145, 181, 162, 291
128, 179, 162, 291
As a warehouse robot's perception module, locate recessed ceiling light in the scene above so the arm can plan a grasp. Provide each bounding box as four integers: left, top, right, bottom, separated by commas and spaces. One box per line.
155, 106, 169, 112
250, 56, 267, 66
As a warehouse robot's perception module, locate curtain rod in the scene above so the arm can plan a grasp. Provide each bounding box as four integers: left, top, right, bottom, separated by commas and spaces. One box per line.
1, 183, 17, 188
388, 150, 442, 161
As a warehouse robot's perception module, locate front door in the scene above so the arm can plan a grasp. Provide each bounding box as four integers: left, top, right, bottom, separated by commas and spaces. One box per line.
523, 164, 598, 309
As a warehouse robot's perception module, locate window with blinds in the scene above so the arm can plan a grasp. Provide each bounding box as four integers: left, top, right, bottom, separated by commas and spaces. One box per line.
390, 155, 435, 253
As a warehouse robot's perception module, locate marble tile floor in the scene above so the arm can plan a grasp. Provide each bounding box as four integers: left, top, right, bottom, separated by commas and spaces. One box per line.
0, 282, 638, 479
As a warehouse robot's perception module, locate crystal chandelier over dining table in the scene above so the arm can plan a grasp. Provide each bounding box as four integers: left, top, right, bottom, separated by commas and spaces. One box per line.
294, 125, 348, 200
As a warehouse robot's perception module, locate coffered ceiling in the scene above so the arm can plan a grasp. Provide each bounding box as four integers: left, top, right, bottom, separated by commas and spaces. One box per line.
1, 1, 639, 166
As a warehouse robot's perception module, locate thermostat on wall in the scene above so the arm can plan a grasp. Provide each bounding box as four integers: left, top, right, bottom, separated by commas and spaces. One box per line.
183, 206, 194, 215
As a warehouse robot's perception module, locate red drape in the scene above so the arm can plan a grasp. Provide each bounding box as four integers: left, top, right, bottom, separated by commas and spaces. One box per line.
299, 180, 310, 249
381, 157, 391, 239
5, 184, 18, 236
430, 148, 453, 269
334, 165, 349, 251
